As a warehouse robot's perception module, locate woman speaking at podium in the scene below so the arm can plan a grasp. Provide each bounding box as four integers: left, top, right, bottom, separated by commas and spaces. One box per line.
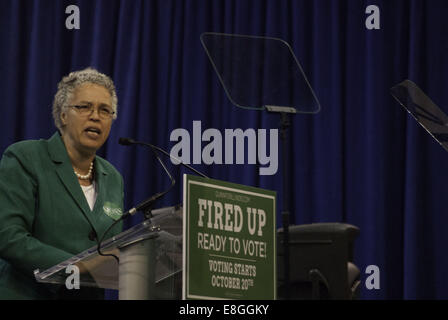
0, 68, 124, 299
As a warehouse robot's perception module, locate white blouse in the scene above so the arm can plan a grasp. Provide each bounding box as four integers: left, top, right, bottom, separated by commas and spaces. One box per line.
81, 181, 98, 211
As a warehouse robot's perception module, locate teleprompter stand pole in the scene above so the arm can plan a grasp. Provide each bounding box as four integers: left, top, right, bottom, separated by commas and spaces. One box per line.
266, 105, 297, 300
280, 112, 291, 300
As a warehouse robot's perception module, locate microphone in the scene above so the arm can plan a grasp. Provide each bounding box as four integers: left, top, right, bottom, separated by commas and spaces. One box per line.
120, 137, 177, 218
96, 138, 177, 261
118, 137, 210, 179
118, 137, 136, 146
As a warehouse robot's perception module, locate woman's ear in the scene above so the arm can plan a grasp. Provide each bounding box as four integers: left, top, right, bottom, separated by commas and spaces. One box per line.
60, 110, 67, 125
60, 111, 69, 128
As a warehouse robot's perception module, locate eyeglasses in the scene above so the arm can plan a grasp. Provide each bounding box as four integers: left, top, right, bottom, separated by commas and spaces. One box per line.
68, 104, 115, 120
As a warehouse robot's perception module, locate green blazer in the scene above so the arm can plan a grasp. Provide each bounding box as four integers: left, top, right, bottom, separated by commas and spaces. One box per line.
0, 132, 124, 299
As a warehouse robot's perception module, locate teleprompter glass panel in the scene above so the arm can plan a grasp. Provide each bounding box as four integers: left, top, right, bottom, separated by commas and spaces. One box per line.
391, 80, 448, 152
201, 33, 321, 113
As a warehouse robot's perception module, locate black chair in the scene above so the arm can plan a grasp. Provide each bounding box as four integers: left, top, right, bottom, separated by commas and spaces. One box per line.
277, 223, 361, 300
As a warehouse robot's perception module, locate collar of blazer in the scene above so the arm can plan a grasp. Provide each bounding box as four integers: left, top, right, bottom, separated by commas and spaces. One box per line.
46, 131, 108, 219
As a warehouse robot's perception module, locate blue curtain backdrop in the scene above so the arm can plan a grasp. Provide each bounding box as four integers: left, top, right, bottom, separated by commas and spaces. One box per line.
1, 0, 448, 299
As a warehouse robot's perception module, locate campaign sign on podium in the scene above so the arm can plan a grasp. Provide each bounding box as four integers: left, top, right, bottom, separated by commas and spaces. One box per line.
182, 174, 276, 300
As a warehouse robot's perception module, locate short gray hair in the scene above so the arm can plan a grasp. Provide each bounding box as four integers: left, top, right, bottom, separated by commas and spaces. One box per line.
52, 67, 118, 130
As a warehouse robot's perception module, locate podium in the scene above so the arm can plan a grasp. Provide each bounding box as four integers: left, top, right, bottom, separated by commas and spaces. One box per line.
34, 175, 278, 300
33, 205, 183, 300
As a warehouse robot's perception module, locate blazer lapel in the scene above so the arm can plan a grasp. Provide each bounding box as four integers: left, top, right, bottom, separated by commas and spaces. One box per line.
90, 157, 108, 225
47, 132, 92, 219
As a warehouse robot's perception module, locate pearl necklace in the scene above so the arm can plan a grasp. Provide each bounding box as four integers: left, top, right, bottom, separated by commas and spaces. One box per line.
74, 162, 94, 180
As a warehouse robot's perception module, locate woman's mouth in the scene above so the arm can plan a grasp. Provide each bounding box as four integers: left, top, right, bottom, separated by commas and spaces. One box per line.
84, 127, 102, 138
